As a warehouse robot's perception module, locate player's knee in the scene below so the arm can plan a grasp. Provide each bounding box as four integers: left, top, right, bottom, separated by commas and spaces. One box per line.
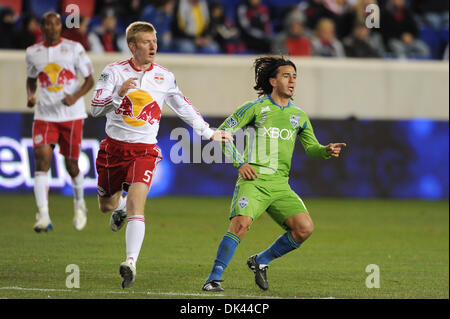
292, 223, 314, 243
229, 216, 252, 238
65, 160, 80, 178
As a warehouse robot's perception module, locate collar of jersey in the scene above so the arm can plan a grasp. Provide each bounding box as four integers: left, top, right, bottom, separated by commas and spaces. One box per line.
128, 58, 154, 72
268, 94, 291, 110
43, 38, 62, 48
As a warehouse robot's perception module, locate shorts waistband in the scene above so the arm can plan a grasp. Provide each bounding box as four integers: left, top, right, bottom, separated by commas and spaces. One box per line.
104, 135, 159, 149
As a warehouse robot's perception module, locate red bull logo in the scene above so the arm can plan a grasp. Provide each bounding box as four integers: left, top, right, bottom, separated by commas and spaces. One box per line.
38, 63, 76, 93
115, 90, 161, 127
154, 73, 164, 84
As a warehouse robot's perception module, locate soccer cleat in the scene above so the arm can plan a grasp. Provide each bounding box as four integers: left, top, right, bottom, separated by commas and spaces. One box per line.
119, 261, 136, 289
202, 280, 224, 292
247, 255, 269, 291
33, 213, 53, 233
110, 209, 127, 232
73, 201, 87, 231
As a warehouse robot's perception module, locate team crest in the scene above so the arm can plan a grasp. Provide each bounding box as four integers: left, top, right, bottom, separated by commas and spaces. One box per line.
290, 114, 300, 129
226, 116, 238, 128
34, 134, 43, 144
154, 73, 164, 84
99, 72, 109, 81
238, 196, 249, 209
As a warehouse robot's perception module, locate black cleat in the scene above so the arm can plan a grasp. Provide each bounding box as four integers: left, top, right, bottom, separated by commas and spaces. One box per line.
119, 261, 136, 289
202, 280, 224, 292
110, 209, 127, 232
247, 255, 269, 290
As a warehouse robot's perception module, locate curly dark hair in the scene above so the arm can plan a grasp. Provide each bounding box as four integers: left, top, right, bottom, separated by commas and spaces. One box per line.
253, 56, 297, 97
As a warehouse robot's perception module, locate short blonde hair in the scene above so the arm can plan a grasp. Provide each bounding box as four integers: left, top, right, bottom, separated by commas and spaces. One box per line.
126, 21, 156, 44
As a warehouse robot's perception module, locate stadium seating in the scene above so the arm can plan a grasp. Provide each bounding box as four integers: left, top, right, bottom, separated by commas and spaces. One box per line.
419, 26, 449, 60
419, 27, 441, 59
0, 0, 22, 16
23, 0, 58, 19
438, 28, 449, 59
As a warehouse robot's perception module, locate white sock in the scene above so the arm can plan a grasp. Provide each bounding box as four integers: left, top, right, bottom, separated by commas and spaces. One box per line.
125, 215, 145, 268
116, 195, 127, 212
34, 171, 49, 219
72, 172, 84, 208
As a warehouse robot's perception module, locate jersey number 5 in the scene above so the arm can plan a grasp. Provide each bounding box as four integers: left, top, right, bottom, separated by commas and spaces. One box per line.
143, 170, 153, 183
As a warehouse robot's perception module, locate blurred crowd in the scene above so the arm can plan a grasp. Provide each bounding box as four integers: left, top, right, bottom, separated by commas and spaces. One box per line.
0, 0, 448, 60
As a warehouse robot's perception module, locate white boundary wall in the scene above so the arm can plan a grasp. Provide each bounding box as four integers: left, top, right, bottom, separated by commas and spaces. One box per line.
0, 50, 448, 120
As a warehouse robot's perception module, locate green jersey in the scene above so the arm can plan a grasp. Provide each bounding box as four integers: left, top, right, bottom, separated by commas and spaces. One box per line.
219, 95, 330, 178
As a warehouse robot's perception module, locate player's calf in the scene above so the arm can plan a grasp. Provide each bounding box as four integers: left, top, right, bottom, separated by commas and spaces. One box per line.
285, 213, 314, 243
97, 192, 122, 213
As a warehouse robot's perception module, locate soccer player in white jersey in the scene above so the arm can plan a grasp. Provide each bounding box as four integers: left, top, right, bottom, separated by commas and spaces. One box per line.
26, 12, 94, 232
90, 21, 233, 288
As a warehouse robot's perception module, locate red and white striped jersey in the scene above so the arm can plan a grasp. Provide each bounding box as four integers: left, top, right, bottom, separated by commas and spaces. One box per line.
26, 38, 94, 122
90, 58, 214, 144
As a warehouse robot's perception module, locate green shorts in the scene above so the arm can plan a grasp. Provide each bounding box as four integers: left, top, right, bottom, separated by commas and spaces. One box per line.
229, 175, 309, 231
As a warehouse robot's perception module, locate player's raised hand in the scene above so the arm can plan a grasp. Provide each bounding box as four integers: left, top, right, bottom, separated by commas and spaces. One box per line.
326, 143, 347, 157
27, 96, 37, 108
118, 77, 138, 97
238, 163, 258, 180
211, 130, 234, 143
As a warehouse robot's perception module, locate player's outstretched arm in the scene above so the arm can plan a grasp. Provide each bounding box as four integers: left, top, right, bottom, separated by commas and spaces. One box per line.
210, 130, 234, 143
325, 143, 347, 158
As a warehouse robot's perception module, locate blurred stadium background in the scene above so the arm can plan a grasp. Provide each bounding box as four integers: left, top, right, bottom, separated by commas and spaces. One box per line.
0, 0, 448, 199
0, 0, 448, 300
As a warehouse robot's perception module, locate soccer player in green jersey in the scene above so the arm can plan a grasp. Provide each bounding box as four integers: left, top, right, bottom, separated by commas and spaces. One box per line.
202, 56, 346, 292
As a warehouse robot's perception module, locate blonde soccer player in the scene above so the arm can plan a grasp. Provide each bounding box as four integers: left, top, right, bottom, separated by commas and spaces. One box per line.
90, 21, 233, 288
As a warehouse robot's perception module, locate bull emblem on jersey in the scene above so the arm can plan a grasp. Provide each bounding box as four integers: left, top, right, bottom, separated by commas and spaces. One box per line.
135, 101, 161, 125
115, 90, 161, 127
38, 63, 76, 93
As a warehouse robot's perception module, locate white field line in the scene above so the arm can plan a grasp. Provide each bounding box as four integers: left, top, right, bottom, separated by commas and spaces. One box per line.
0, 286, 334, 299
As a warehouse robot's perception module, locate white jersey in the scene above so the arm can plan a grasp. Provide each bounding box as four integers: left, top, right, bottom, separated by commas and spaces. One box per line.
26, 38, 94, 122
90, 58, 214, 144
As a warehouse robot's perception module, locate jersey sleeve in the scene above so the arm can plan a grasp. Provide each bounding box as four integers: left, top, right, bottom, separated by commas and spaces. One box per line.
25, 49, 38, 78
164, 74, 214, 139
218, 101, 257, 169
90, 65, 123, 117
74, 42, 94, 78
298, 114, 331, 159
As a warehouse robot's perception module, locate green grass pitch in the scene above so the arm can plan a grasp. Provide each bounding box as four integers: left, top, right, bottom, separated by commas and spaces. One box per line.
0, 194, 448, 299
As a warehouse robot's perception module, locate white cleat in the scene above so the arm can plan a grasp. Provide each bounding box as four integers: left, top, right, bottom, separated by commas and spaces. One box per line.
33, 213, 53, 233
119, 261, 136, 289
73, 201, 87, 231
